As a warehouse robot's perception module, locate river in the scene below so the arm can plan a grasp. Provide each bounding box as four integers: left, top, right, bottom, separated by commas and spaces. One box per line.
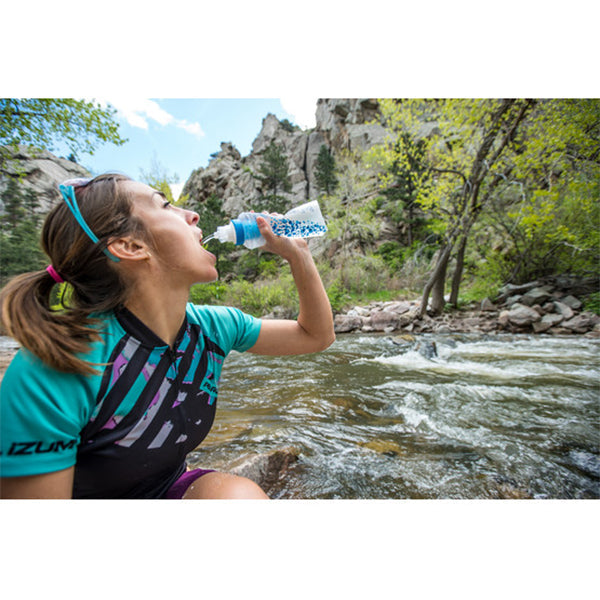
189, 332, 600, 499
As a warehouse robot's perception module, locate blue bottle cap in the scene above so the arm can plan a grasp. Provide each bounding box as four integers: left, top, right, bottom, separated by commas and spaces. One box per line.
233, 220, 245, 245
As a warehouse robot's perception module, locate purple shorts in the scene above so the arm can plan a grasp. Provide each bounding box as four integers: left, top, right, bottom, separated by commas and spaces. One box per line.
165, 468, 215, 499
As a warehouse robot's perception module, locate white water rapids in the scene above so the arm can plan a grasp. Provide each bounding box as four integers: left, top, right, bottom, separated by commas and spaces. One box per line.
191, 332, 600, 499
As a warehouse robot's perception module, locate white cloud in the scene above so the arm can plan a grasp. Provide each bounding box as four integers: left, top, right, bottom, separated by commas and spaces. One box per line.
175, 119, 205, 138
104, 99, 204, 139
280, 97, 318, 129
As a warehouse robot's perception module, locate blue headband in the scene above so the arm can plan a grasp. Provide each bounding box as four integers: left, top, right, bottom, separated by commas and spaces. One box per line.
58, 182, 120, 262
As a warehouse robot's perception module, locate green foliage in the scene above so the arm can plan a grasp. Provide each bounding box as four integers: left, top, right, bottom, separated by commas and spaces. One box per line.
457, 276, 502, 306
583, 292, 600, 315
314, 144, 338, 195
279, 119, 299, 133
368, 132, 429, 245
254, 141, 292, 213
189, 281, 228, 305
190, 273, 299, 317
322, 149, 380, 254
365, 98, 600, 312
139, 154, 182, 204
0, 179, 46, 285
375, 241, 404, 272
0, 98, 126, 171
325, 280, 351, 313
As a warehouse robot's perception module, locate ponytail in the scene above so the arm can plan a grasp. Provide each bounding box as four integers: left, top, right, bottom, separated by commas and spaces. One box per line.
0, 173, 144, 375
0, 270, 103, 375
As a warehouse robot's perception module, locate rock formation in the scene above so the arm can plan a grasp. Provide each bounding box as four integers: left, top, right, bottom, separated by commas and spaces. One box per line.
181, 99, 386, 217
0, 145, 90, 214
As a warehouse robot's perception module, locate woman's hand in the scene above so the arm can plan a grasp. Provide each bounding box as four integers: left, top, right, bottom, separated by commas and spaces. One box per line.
255, 216, 308, 262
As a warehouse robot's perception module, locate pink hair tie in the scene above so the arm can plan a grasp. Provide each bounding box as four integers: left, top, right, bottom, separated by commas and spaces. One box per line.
46, 265, 65, 284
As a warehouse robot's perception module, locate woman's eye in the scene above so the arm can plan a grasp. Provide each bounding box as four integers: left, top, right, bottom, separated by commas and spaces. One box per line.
163, 201, 171, 208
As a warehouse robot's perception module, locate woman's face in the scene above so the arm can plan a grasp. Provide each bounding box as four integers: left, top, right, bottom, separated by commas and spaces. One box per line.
124, 181, 218, 284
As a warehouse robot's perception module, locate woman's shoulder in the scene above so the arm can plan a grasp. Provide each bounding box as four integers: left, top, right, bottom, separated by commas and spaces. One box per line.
185, 303, 255, 326
185, 303, 261, 353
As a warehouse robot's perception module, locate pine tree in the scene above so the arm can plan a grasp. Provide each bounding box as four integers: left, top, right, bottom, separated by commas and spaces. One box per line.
314, 144, 338, 195
255, 142, 292, 213
0, 179, 45, 285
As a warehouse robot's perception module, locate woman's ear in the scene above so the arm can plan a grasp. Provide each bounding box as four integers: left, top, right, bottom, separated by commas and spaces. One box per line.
107, 237, 151, 262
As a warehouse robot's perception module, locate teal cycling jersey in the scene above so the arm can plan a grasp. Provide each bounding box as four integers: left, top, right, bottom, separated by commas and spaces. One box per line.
0, 303, 261, 498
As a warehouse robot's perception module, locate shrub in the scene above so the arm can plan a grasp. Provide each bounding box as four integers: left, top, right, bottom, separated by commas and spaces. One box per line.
583, 291, 600, 315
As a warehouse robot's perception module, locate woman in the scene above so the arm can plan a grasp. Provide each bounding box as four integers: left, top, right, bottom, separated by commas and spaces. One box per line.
0, 174, 335, 499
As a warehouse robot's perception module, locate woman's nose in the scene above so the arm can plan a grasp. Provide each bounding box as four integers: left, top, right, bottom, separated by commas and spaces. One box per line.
186, 209, 200, 226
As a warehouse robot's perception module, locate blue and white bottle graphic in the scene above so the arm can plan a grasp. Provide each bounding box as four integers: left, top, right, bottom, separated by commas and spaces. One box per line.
208, 200, 327, 249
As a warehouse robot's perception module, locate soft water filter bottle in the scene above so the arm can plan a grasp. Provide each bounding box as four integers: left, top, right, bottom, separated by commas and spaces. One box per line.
211, 200, 327, 249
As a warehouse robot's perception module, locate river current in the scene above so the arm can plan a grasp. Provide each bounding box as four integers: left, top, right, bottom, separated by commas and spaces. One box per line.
190, 333, 600, 499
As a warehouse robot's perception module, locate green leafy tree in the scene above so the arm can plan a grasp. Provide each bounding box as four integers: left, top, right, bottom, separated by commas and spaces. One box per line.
369, 98, 600, 315
369, 99, 537, 315
0, 98, 127, 174
377, 132, 429, 246
254, 141, 292, 213
484, 99, 600, 283
314, 144, 338, 195
139, 154, 185, 204
322, 150, 381, 289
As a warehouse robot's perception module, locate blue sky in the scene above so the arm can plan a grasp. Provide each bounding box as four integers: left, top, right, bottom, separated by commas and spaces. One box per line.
76, 98, 318, 198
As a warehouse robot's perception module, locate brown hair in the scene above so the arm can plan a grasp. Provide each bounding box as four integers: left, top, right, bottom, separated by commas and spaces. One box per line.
0, 173, 147, 375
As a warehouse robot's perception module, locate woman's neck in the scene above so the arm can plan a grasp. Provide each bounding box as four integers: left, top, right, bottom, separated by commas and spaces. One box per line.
124, 286, 189, 348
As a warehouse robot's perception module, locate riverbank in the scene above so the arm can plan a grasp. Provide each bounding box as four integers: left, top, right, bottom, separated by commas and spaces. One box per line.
334, 277, 600, 338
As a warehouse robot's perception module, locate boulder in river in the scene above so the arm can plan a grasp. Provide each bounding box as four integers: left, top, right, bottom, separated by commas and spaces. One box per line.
226, 447, 299, 496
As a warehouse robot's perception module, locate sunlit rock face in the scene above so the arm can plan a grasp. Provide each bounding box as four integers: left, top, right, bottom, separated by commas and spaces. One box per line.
181, 99, 386, 216
0, 145, 90, 214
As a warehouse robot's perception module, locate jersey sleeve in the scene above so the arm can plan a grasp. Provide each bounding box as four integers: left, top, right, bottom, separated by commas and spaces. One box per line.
0, 350, 95, 478
186, 304, 262, 354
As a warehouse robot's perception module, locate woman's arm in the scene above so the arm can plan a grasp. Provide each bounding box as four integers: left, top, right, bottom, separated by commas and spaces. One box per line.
0, 466, 74, 499
248, 216, 335, 356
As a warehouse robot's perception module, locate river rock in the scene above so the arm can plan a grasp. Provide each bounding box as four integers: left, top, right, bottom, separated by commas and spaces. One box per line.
334, 314, 363, 333
347, 306, 371, 317
532, 313, 564, 333
227, 447, 299, 494
369, 309, 400, 332
554, 301, 574, 320
560, 295, 583, 310
495, 281, 540, 303
520, 287, 553, 306
505, 295, 523, 307
561, 312, 600, 333
506, 303, 542, 327
480, 297, 496, 311
415, 340, 438, 359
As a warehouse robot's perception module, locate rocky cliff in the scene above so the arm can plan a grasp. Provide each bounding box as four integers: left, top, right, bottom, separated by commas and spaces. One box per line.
0, 145, 90, 214
181, 99, 387, 217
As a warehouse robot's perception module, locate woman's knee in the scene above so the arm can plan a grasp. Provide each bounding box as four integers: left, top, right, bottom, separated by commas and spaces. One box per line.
183, 472, 269, 499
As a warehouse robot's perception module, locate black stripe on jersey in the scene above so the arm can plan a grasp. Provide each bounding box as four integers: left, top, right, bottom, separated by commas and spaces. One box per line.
80, 336, 153, 439
126, 324, 201, 450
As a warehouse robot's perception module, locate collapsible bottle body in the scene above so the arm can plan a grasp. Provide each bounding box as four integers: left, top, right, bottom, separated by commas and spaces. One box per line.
212, 200, 327, 249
